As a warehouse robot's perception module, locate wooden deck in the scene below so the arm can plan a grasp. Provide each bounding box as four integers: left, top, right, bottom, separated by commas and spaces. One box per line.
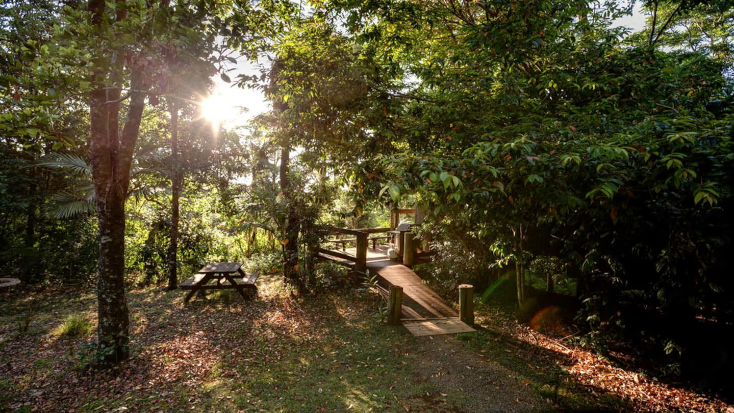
318, 246, 475, 336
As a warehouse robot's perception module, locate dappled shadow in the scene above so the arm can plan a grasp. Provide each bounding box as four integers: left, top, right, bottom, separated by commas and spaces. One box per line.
5, 276, 728, 412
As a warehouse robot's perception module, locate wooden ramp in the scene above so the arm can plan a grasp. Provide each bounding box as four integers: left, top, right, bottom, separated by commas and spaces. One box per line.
365, 252, 475, 337
367, 257, 458, 319
318, 246, 475, 336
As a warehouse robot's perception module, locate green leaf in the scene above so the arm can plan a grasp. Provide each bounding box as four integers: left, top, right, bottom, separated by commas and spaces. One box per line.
388, 185, 401, 202
221, 73, 231, 83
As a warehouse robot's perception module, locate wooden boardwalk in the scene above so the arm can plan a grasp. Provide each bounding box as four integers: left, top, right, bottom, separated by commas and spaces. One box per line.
319, 246, 475, 336
365, 255, 458, 319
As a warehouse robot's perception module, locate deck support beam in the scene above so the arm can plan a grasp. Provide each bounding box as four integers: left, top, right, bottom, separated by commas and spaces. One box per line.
355, 232, 368, 274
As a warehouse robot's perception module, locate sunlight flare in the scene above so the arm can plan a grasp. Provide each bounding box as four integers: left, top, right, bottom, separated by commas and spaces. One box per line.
199, 92, 240, 127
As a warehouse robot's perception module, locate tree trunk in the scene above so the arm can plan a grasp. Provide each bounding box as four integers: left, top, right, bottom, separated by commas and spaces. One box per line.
516, 223, 525, 305
516, 261, 524, 304
547, 273, 555, 293
24, 178, 37, 282
94, 191, 130, 363
280, 144, 303, 291
167, 98, 179, 291
88, 26, 148, 362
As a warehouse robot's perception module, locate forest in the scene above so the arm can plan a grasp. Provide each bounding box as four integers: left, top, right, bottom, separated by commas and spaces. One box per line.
1, 0, 733, 411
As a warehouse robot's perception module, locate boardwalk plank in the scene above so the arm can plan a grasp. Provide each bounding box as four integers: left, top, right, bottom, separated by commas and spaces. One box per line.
403, 318, 476, 336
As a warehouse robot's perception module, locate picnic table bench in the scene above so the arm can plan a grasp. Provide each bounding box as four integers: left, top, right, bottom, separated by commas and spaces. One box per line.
326, 236, 392, 251
325, 238, 356, 251
368, 235, 392, 249
180, 262, 258, 305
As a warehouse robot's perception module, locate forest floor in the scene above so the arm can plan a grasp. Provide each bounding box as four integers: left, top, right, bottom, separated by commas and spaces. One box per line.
1, 274, 732, 412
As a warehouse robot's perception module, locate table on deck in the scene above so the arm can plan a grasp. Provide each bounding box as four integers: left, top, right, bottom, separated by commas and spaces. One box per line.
180, 262, 258, 305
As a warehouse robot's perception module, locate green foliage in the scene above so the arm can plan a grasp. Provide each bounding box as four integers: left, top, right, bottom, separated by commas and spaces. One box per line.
325, 0, 734, 371
77, 340, 128, 365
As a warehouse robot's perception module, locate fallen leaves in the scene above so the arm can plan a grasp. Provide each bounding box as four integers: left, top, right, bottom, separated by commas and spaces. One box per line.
480, 310, 731, 413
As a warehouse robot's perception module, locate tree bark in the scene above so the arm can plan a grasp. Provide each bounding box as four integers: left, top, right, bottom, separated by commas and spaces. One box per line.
88, 19, 148, 362
167, 98, 179, 291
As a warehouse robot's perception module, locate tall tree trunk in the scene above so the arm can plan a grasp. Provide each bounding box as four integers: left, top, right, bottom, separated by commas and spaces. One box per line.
88, 21, 148, 362
280, 144, 303, 291
94, 189, 130, 363
24, 178, 37, 282
167, 98, 180, 290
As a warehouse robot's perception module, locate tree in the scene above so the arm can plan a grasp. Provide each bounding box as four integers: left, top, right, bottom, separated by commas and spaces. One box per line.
256, 15, 387, 291
59, 0, 222, 362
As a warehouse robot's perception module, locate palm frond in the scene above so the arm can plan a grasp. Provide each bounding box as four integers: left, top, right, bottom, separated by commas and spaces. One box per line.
47, 197, 96, 219
37, 153, 92, 177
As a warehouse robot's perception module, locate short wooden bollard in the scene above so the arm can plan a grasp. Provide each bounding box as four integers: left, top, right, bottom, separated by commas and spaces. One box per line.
459, 284, 474, 326
387, 285, 403, 325
402, 232, 415, 267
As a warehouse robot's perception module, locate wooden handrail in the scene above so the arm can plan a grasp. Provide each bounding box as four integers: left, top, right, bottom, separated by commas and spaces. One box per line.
325, 226, 368, 236
317, 227, 376, 274
353, 227, 391, 234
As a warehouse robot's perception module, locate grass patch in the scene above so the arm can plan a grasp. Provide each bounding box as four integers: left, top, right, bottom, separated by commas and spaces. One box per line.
52, 314, 93, 338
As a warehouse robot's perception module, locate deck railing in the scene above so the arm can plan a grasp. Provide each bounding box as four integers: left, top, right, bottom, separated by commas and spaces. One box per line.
317, 224, 431, 271
316, 227, 371, 273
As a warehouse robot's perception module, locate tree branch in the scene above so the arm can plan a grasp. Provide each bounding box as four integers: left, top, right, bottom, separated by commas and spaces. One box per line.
649, 0, 659, 47
652, 1, 685, 47
102, 92, 130, 105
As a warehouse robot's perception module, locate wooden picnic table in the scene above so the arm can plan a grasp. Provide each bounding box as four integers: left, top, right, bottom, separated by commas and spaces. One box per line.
180, 262, 258, 305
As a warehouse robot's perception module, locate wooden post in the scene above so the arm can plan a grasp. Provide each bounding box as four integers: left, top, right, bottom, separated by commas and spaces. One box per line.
403, 232, 415, 267
397, 230, 405, 257
415, 207, 424, 225
355, 231, 368, 274
459, 284, 474, 326
387, 285, 403, 325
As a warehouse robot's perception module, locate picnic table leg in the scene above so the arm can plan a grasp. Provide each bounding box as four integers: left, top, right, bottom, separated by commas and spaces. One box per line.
184, 273, 213, 305
184, 289, 197, 305
223, 273, 249, 301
